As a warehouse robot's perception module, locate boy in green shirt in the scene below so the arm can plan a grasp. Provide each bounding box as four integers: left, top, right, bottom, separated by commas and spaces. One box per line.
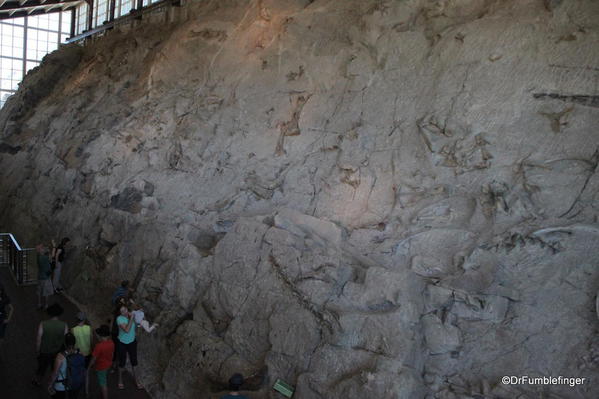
72, 312, 92, 366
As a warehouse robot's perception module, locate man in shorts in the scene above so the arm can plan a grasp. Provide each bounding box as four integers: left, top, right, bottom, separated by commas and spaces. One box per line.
36, 244, 53, 310
72, 312, 92, 367
87, 325, 114, 399
32, 303, 68, 386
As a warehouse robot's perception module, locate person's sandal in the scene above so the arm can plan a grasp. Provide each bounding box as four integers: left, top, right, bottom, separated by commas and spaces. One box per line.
118, 383, 125, 390
136, 382, 144, 389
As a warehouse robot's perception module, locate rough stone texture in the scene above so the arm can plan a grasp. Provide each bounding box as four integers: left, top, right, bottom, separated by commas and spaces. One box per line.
1, 0, 599, 398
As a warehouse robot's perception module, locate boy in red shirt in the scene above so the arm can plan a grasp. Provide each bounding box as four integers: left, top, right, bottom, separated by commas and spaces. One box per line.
87, 325, 115, 399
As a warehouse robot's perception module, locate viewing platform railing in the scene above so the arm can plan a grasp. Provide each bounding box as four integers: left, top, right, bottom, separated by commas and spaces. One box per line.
0, 233, 37, 286
66, 0, 181, 43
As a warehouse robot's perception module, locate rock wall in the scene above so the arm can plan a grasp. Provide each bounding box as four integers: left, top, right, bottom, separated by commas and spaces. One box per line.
1, 0, 599, 397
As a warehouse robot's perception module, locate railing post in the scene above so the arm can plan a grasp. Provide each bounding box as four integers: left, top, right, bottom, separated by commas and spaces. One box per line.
21, 250, 27, 284
11, 243, 16, 279
17, 251, 23, 285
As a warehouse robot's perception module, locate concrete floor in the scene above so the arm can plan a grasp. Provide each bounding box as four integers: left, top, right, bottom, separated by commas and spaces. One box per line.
0, 267, 152, 399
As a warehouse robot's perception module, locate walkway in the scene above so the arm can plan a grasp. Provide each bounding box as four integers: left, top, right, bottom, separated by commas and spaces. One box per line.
0, 267, 152, 398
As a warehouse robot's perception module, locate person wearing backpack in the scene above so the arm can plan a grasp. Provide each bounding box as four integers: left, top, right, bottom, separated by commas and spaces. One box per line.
48, 332, 85, 398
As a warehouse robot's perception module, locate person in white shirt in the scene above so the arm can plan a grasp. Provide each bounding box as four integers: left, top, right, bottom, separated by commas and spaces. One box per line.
131, 305, 158, 333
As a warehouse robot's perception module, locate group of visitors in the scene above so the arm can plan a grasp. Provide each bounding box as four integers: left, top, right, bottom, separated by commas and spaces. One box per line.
7, 238, 251, 398
28, 277, 161, 398
31, 303, 116, 398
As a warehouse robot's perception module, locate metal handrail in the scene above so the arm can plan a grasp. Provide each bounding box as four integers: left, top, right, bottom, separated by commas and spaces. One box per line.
6, 232, 22, 251
66, 0, 181, 43
0, 233, 37, 286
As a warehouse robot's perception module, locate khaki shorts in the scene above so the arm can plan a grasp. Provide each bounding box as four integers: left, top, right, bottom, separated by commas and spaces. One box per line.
37, 279, 53, 297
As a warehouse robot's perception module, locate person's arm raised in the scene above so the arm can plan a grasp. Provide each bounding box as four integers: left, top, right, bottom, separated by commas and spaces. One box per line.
118, 314, 135, 333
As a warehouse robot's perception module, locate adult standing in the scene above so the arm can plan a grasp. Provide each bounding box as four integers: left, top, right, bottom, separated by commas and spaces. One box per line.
72, 312, 92, 367
0, 284, 14, 344
109, 299, 126, 372
87, 325, 115, 399
116, 304, 143, 390
36, 244, 54, 310
47, 332, 85, 398
32, 303, 68, 386
111, 280, 132, 305
52, 237, 70, 293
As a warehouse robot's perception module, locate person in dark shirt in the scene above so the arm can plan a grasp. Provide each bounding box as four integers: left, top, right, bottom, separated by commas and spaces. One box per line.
36, 244, 54, 310
220, 373, 249, 399
32, 303, 68, 386
111, 280, 132, 305
0, 284, 14, 343
52, 237, 70, 293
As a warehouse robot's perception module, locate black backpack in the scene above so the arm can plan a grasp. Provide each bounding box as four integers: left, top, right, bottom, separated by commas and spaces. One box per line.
58, 351, 86, 391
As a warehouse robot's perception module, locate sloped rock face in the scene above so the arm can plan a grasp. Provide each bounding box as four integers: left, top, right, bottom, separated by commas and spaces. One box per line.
1, 0, 599, 397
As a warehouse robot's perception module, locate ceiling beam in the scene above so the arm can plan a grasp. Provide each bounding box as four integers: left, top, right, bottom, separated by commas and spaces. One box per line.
0, 3, 77, 18
0, 0, 82, 13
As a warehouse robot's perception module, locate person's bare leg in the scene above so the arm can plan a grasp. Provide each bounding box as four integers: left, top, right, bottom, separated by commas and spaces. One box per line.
131, 365, 141, 386
101, 385, 108, 399
118, 367, 124, 387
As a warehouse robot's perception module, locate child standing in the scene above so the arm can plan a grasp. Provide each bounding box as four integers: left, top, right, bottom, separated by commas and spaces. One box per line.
72, 312, 92, 367
87, 325, 114, 399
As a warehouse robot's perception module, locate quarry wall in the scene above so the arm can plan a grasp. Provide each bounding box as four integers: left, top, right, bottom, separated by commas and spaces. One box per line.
1, 0, 599, 397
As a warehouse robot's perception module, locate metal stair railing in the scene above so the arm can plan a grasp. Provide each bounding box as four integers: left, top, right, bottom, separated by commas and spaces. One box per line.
66, 0, 182, 44
0, 233, 37, 285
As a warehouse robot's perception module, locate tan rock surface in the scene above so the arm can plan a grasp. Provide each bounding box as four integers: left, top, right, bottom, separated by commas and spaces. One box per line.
1, 0, 599, 397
